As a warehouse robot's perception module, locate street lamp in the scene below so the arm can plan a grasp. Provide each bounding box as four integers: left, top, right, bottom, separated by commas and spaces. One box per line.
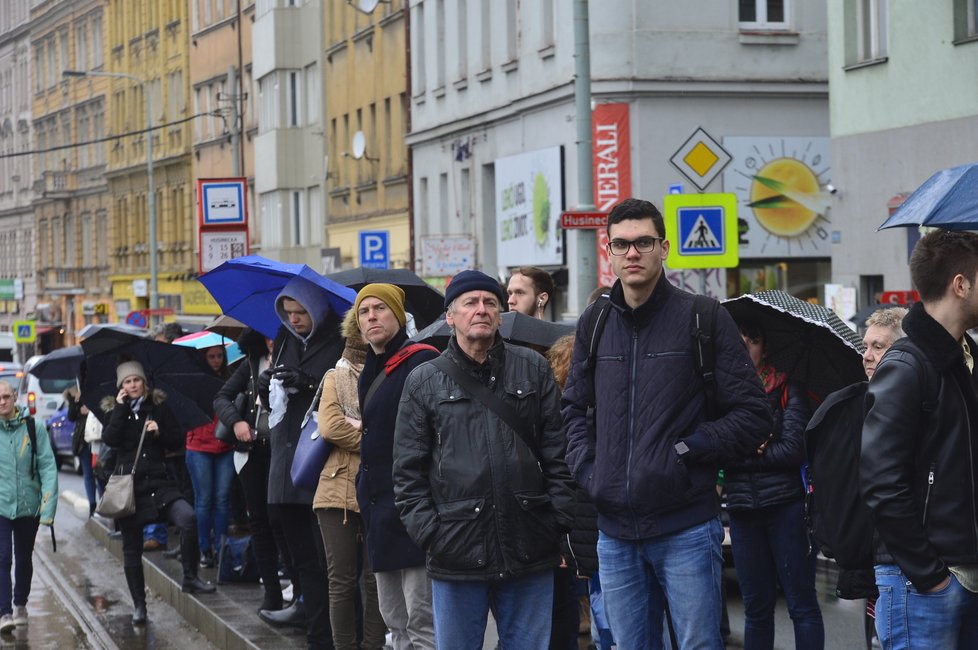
64, 69, 158, 320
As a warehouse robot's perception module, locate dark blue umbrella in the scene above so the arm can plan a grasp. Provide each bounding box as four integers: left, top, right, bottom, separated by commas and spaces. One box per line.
199, 255, 357, 339
28, 345, 84, 380
80, 328, 225, 429
879, 162, 978, 230
410, 312, 574, 351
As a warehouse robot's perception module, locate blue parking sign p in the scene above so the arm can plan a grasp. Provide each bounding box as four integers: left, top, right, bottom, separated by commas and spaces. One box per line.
359, 231, 389, 270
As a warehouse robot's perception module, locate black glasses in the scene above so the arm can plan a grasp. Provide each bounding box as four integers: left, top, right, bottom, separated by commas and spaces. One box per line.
607, 237, 664, 256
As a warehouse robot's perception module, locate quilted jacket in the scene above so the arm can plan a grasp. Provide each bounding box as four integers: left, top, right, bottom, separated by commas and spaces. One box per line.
393, 336, 575, 582
562, 278, 772, 540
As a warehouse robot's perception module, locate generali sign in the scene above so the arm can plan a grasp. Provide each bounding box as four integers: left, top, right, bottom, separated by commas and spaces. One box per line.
592, 104, 632, 287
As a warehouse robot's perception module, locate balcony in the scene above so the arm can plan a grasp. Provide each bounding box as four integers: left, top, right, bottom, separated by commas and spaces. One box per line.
33, 171, 71, 197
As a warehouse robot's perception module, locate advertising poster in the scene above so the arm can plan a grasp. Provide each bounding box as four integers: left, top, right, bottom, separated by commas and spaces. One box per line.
592, 103, 632, 288
494, 146, 564, 267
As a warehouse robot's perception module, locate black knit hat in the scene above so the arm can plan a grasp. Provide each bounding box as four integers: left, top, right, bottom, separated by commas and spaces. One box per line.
444, 270, 507, 311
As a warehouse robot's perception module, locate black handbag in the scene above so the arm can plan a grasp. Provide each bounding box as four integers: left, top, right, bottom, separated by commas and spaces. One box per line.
215, 392, 252, 451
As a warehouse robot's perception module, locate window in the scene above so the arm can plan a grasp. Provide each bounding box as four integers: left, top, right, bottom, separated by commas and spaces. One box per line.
435, 0, 446, 88
91, 13, 103, 67
76, 20, 89, 71
191, 0, 200, 32
954, 0, 978, 41
287, 70, 301, 127
480, 0, 491, 70
59, 29, 69, 78
64, 214, 75, 267
738, 0, 788, 29
541, 0, 554, 46
77, 105, 90, 168
257, 73, 279, 133
194, 86, 204, 139
204, 0, 212, 26
439, 172, 448, 229
305, 63, 319, 125
855, 0, 887, 62
383, 97, 392, 175
291, 189, 304, 246
413, 3, 426, 94
92, 103, 105, 164
260, 191, 283, 247
308, 186, 322, 246
505, 0, 517, 61
457, 0, 468, 78
46, 37, 56, 88
96, 211, 107, 267
33, 45, 43, 92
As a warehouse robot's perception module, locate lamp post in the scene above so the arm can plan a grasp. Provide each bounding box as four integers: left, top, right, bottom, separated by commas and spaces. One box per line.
64, 69, 158, 320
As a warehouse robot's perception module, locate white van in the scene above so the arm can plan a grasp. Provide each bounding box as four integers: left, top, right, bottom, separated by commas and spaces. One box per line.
17, 355, 76, 422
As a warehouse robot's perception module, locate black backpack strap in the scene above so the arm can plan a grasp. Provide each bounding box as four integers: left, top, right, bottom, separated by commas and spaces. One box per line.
584, 295, 612, 437
692, 294, 719, 419
431, 355, 539, 463
26, 416, 38, 481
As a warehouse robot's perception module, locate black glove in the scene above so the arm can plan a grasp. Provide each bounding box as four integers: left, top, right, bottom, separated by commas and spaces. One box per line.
258, 367, 274, 395
273, 367, 317, 391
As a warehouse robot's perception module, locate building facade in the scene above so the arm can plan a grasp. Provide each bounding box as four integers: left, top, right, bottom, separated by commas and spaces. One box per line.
252, 0, 325, 267
103, 0, 196, 321
828, 1, 978, 304
31, 0, 112, 349
323, 0, 410, 269
408, 0, 830, 312
0, 0, 36, 338
187, 0, 257, 323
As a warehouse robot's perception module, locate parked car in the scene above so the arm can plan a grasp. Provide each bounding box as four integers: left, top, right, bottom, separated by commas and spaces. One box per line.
17, 355, 76, 423
45, 406, 80, 473
0, 362, 23, 390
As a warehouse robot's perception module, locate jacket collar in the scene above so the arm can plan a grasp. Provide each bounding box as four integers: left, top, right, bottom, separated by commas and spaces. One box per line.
377, 328, 410, 363
609, 274, 675, 325
446, 333, 505, 384
903, 301, 976, 373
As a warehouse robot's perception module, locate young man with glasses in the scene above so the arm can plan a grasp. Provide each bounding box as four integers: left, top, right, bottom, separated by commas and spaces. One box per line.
0, 381, 58, 633
562, 198, 771, 649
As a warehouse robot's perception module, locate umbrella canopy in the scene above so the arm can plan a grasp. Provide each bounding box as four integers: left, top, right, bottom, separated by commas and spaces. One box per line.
77, 322, 148, 340
722, 290, 865, 400
410, 312, 574, 351
326, 267, 445, 329
199, 255, 357, 339
172, 331, 244, 365
205, 314, 248, 339
28, 346, 84, 381
879, 162, 978, 230
80, 328, 225, 429
849, 304, 890, 328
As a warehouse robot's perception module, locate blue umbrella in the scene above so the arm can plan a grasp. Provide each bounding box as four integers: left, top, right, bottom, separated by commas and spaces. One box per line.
879, 162, 978, 231
199, 255, 357, 339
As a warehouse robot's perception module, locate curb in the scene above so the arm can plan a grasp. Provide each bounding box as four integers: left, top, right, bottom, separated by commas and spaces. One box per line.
85, 517, 304, 650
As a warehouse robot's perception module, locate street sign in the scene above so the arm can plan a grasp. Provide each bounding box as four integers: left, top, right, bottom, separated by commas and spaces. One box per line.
13, 320, 34, 344
359, 231, 390, 269
126, 311, 148, 328
198, 178, 248, 226
669, 127, 732, 192
560, 211, 608, 229
664, 193, 739, 269
880, 290, 918, 305
200, 229, 249, 273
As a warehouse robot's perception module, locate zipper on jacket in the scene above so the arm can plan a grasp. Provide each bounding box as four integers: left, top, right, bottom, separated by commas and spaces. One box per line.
625, 326, 640, 524
922, 463, 935, 526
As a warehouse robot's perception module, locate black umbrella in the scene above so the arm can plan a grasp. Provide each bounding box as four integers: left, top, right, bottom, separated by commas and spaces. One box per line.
77, 322, 148, 340
326, 267, 445, 330
80, 328, 224, 429
28, 346, 84, 380
849, 304, 890, 328
722, 290, 865, 400
410, 312, 573, 351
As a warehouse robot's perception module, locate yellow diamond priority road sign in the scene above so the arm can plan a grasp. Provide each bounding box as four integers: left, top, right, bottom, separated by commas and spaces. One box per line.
669, 127, 732, 192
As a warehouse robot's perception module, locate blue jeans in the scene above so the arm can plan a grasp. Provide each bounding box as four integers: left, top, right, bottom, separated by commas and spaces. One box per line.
79, 444, 103, 512
185, 449, 235, 553
597, 517, 724, 650
729, 498, 824, 650
875, 564, 978, 649
431, 569, 553, 649
0, 517, 40, 616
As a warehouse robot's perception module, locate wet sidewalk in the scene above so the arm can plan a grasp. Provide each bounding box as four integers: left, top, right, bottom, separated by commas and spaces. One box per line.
85, 516, 306, 650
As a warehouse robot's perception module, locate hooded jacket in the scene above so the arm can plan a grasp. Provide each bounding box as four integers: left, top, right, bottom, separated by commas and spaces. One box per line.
0, 407, 58, 524
261, 276, 345, 505
562, 278, 771, 541
100, 390, 185, 528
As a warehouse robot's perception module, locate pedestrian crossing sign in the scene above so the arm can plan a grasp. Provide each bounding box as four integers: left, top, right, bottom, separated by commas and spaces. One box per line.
664, 193, 739, 269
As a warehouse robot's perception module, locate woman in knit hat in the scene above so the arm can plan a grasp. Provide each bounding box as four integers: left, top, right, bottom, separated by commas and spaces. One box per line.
100, 359, 216, 625
314, 309, 386, 650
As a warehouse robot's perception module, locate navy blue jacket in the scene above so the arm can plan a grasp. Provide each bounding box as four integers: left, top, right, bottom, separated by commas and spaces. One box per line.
357, 328, 439, 573
562, 278, 771, 540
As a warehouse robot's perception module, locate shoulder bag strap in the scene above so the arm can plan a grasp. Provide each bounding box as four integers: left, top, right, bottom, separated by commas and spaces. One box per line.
430, 355, 540, 463
301, 377, 328, 430
362, 370, 388, 415
130, 417, 151, 476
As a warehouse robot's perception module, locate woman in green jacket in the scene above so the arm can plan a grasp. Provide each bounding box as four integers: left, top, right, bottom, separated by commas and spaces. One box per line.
0, 379, 58, 634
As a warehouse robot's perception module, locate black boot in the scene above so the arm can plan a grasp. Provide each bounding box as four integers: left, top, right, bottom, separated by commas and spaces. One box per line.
258, 598, 306, 628
181, 534, 215, 594
124, 566, 148, 625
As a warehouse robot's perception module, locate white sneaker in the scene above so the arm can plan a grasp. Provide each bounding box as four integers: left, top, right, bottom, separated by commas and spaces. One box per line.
281, 582, 294, 602
0, 614, 13, 633
12, 606, 26, 626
